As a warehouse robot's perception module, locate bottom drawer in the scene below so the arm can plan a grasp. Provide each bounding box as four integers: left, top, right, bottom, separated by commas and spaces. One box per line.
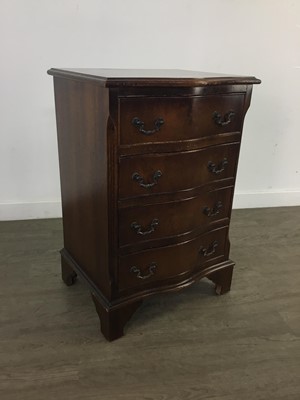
118, 226, 229, 291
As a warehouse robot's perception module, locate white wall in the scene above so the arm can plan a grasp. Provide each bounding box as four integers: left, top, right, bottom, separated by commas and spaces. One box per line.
0, 0, 299, 220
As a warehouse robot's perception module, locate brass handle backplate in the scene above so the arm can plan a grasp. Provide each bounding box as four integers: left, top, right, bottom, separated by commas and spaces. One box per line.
199, 240, 219, 257
132, 117, 164, 135
203, 201, 223, 217
131, 219, 159, 236
207, 158, 228, 175
213, 111, 235, 126
132, 170, 162, 189
130, 263, 157, 280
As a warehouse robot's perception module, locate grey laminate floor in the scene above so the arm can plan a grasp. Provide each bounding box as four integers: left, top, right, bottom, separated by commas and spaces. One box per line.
0, 207, 299, 400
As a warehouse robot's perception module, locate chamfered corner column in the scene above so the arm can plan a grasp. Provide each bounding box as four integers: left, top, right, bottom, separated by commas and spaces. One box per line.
91, 294, 143, 341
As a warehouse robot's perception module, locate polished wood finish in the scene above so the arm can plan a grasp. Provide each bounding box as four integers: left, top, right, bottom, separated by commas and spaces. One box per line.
91, 294, 142, 342
119, 94, 245, 145
52, 78, 112, 299
48, 68, 260, 341
48, 68, 261, 87
118, 226, 229, 292
208, 263, 234, 295
119, 185, 234, 248
119, 143, 239, 199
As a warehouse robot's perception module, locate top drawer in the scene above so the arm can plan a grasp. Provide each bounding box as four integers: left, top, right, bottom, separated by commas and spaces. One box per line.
119, 94, 245, 145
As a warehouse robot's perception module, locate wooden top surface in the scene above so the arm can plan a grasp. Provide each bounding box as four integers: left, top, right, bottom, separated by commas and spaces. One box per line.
47, 68, 261, 87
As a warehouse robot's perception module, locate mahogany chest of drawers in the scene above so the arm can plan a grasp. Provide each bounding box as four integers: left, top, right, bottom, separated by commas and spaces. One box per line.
48, 68, 260, 341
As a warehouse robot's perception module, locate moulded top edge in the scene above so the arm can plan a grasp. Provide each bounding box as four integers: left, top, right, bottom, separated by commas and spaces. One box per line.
47, 68, 261, 87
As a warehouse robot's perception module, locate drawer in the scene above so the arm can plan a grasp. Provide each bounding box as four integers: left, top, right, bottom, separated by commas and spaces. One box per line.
119, 94, 245, 145
119, 186, 234, 247
118, 226, 228, 291
119, 142, 240, 199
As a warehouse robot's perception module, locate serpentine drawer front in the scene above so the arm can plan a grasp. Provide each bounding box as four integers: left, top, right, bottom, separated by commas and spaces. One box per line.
119, 143, 239, 199
119, 94, 245, 145
118, 226, 229, 291
48, 68, 260, 341
119, 185, 234, 248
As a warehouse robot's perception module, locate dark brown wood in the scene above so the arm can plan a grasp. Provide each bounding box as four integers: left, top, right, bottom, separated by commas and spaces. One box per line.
118, 131, 242, 156
48, 68, 261, 87
61, 255, 77, 286
48, 68, 260, 341
119, 185, 234, 248
120, 94, 245, 145
53, 78, 113, 300
208, 263, 234, 295
118, 226, 229, 292
119, 143, 240, 199
91, 294, 142, 341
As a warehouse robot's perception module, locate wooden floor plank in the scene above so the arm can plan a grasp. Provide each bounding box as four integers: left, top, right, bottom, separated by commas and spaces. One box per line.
0, 208, 299, 399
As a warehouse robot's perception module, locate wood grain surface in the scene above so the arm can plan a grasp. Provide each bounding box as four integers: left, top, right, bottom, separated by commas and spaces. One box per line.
49, 72, 257, 340
118, 143, 240, 199
48, 68, 261, 87
119, 94, 245, 145
0, 207, 299, 399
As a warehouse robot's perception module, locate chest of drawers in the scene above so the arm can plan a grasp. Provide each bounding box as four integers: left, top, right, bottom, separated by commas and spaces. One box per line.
48, 68, 260, 341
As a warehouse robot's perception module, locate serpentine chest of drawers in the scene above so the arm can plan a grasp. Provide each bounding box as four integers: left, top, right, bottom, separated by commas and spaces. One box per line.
48, 68, 260, 341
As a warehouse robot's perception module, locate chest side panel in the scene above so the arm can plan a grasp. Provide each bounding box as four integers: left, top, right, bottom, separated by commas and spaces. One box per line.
53, 77, 112, 298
